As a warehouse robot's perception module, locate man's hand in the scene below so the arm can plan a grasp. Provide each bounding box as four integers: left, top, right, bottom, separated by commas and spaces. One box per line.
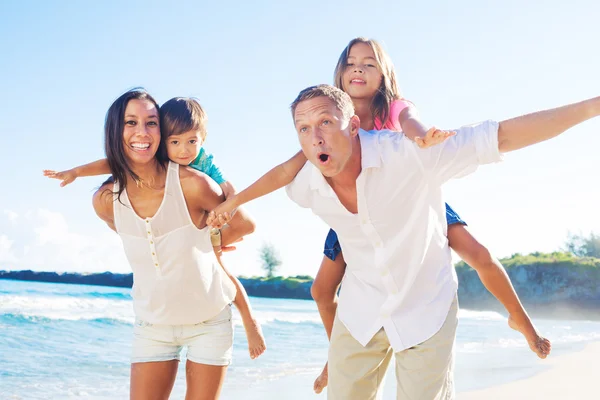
43, 169, 78, 187
414, 127, 456, 149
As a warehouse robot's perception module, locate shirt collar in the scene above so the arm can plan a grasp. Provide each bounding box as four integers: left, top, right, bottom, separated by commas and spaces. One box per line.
308, 129, 382, 196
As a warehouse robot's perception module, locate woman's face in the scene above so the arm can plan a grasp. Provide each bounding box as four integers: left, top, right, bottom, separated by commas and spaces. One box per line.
122, 99, 161, 165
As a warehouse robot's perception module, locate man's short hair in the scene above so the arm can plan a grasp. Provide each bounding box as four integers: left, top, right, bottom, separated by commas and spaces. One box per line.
290, 84, 355, 121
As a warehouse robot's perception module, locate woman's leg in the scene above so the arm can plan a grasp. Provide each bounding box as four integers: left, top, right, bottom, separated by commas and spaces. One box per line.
448, 224, 551, 358
311, 251, 347, 394
130, 360, 179, 400
184, 305, 234, 399
185, 361, 228, 400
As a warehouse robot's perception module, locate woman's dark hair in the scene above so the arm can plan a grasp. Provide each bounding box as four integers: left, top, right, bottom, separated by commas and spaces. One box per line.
104, 87, 162, 203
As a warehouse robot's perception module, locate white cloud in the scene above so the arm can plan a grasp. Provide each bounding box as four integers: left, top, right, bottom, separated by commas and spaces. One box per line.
0, 208, 129, 273
3, 209, 18, 223
0, 235, 18, 264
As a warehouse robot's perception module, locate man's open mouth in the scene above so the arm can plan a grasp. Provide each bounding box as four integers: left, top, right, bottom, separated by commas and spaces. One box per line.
318, 153, 330, 163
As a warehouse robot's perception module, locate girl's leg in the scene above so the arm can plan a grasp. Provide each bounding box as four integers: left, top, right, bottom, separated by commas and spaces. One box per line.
311, 252, 347, 394
185, 361, 228, 400
447, 224, 551, 358
215, 254, 266, 359
130, 360, 179, 400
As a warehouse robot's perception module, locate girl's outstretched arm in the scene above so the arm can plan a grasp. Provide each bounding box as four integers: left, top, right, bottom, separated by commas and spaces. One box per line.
398, 106, 455, 148
44, 158, 110, 187
207, 151, 306, 228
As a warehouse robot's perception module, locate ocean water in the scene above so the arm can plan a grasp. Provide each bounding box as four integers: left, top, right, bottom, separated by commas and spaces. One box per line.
1, 279, 600, 400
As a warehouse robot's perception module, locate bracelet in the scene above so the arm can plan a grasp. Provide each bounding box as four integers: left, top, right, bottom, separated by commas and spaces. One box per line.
210, 228, 222, 247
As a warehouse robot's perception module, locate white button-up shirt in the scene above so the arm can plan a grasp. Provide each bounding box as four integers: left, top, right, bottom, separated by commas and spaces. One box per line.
286, 120, 502, 351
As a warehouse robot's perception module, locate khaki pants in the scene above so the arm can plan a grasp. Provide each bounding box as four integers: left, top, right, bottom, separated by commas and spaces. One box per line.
328, 297, 458, 400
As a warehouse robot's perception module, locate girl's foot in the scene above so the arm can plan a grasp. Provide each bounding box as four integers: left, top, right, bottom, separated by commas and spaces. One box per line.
245, 318, 266, 359
314, 363, 328, 394
508, 312, 551, 359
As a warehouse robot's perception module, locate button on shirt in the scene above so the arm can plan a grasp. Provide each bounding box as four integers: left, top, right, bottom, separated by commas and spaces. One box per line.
286, 120, 502, 351
113, 162, 237, 325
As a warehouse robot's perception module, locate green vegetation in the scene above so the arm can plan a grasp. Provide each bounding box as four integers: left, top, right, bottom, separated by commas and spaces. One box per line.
455, 251, 600, 272
258, 243, 282, 278
564, 232, 600, 258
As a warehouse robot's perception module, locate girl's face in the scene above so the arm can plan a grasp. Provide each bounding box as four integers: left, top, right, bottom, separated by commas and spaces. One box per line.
122, 99, 161, 165
165, 130, 202, 166
341, 42, 383, 101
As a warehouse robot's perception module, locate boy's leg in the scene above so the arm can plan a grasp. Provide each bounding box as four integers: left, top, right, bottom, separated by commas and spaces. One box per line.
215, 253, 266, 359
395, 296, 459, 400
447, 224, 551, 358
229, 275, 266, 359
328, 314, 393, 400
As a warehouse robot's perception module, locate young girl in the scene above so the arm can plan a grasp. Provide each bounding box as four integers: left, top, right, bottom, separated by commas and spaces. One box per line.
206, 37, 551, 393
44, 96, 267, 360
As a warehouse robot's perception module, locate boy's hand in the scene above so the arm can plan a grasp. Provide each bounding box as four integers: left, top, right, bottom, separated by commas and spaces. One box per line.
207, 197, 237, 228
414, 127, 456, 149
43, 169, 78, 187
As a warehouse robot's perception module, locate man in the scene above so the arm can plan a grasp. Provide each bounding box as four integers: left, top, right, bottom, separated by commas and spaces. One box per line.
285, 84, 599, 399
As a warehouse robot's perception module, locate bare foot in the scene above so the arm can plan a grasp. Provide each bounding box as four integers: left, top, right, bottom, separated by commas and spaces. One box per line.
314, 363, 328, 394
508, 312, 551, 359
244, 318, 266, 359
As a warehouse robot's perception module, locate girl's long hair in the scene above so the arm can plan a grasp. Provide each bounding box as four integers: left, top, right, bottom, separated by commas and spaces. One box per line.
333, 37, 402, 127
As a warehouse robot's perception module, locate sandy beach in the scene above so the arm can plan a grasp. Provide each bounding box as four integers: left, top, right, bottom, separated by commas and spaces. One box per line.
459, 341, 600, 399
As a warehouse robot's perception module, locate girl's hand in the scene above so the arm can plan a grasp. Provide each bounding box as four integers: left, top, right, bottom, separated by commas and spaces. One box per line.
43, 169, 78, 187
414, 127, 456, 149
207, 197, 237, 228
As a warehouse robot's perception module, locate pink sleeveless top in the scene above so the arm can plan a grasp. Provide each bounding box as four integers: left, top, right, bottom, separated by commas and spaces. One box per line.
374, 99, 414, 131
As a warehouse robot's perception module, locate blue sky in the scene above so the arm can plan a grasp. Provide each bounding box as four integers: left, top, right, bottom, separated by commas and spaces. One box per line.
1, 0, 599, 277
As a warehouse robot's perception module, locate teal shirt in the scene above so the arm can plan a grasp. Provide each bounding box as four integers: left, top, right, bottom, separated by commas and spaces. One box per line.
189, 147, 226, 185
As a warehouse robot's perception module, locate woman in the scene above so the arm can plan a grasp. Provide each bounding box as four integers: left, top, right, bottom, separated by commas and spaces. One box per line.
92, 88, 255, 399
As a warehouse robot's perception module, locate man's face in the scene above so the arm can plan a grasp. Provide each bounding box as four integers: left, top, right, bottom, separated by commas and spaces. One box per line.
293, 96, 359, 177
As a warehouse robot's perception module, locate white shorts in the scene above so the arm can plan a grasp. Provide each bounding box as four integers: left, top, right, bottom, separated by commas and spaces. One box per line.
131, 305, 234, 366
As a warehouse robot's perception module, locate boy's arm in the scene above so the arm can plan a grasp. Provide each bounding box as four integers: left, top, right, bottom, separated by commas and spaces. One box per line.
44, 158, 111, 187
398, 107, 455, 148
181, 167, 255, 247
219, 181, 236, 199
207, 151, 307, 228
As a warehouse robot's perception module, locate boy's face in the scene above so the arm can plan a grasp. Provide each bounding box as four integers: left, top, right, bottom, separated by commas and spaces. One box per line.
165, 130, 203, 165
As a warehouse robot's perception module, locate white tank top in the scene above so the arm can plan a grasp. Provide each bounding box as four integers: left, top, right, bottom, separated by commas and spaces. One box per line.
113, 161, 236, 325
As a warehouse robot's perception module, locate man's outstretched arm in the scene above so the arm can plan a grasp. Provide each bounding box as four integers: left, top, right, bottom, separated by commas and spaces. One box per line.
498, 96, 600, 153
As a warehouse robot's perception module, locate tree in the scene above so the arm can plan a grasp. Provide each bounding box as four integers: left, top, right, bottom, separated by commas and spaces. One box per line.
259, 242, 282, 278
564, 232, 600, 258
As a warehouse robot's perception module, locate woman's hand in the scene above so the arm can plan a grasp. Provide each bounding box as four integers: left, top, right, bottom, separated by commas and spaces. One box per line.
43, 168, 78, 187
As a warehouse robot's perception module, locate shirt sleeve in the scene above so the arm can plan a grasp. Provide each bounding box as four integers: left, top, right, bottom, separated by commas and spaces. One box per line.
190, 148, 227, 184
285, 161, 313, 208
415, 120, 503, 183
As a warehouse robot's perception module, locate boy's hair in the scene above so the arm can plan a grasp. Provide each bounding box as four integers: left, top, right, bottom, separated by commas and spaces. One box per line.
160, 97, 207, 141
333, 37, 401, 128
290, 84, 355, 121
